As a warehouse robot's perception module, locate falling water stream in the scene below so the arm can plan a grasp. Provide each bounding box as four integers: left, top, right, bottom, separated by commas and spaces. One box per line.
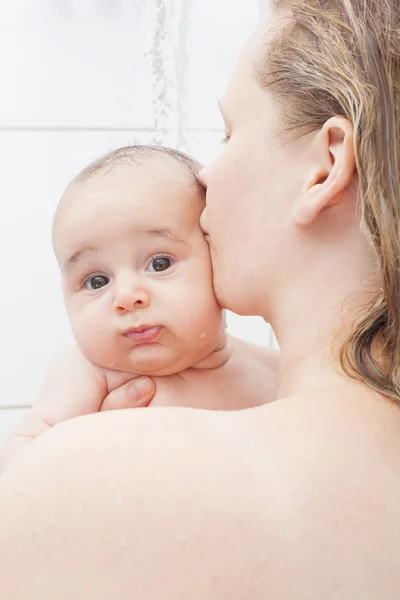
137, 0, 192, 149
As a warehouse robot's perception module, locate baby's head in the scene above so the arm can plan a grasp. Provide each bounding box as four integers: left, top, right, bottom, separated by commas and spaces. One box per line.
52, 146, 224, 376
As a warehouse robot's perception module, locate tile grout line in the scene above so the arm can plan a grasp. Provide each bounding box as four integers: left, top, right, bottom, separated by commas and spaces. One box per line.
0, 405, 32, 411
0, 126, 224, 133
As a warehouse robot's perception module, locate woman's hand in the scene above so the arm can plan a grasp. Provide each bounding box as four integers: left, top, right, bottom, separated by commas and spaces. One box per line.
100, 376, 156, 411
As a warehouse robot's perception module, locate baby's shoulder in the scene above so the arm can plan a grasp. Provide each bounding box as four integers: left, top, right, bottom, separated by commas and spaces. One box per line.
229, 336, 279, 378
173, 336, 280, 410
44, 346, 101, 382
46, 347, 137, 394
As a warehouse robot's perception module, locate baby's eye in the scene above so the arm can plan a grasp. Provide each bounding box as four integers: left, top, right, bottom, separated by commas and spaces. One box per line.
83, 275, 110, 290
147, 256, 173, 273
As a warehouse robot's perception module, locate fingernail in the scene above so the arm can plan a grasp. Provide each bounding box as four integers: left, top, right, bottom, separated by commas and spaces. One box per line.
128, 378, 152, 402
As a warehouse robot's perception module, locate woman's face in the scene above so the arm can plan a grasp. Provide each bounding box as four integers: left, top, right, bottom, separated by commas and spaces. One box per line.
199, 27, 310, 319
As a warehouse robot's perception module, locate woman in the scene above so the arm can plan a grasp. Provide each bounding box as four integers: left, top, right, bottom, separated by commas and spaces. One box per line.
1, 0, 399, 597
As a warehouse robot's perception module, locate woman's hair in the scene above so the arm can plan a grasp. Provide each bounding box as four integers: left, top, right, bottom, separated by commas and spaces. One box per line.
258, 0, 400, 400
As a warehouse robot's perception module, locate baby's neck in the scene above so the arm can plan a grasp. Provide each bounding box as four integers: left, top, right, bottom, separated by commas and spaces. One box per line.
189, 333, 232, 371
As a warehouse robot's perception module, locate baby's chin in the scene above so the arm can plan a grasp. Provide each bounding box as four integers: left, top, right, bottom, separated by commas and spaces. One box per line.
94, 344, 210, 378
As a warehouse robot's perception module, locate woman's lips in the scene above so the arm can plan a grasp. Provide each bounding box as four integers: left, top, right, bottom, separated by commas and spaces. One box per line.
123, 326, 163, 344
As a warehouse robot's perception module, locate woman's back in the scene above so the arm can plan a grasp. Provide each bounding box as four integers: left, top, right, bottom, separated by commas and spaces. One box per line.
1, 0, 400, 596
1, 384, 400, 599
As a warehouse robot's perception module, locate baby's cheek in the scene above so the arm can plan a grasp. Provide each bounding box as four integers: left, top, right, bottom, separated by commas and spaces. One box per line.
178, 295, 223, 344
69, 311, 110, 363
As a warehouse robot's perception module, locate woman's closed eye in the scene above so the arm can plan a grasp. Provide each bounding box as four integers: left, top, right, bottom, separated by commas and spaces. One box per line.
83, 274, 110, 291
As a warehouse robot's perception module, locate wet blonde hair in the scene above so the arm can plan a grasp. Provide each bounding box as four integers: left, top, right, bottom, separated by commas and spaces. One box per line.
258, 0, 400, 400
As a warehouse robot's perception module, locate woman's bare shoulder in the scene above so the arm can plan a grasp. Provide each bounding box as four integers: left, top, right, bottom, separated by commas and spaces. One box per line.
1, 394, 400, 598
0, 407, 277, 598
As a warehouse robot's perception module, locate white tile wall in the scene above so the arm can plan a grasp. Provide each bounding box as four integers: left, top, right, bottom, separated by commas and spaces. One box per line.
0, 2, 155, 128
0, 1, 274, 440
0, 409, 28, 447
185, 0, 262, 129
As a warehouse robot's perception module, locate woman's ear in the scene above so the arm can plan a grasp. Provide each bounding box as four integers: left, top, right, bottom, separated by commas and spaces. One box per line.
294, 116, 356, 226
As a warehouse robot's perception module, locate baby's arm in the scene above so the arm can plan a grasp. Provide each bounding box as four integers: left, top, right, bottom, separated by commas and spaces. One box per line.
0, 348, 108, 472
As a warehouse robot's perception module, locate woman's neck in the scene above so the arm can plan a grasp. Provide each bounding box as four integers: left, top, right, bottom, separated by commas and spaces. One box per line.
271, 245, 378, 399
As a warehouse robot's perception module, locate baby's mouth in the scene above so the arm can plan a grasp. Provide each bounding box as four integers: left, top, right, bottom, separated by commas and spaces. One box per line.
123, 326, 163, 344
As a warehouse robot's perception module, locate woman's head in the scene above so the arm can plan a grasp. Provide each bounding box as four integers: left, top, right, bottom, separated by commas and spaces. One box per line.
200, 0, 400, 399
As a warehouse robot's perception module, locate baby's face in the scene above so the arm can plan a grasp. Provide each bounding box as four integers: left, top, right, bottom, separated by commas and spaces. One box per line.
53, 160, 223, 376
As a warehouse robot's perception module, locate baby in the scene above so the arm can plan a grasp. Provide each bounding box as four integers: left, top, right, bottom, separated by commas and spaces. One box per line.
0, 146, 279, 471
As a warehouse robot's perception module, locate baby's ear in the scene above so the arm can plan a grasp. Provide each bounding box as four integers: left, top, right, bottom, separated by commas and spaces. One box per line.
293, 117, 355, 226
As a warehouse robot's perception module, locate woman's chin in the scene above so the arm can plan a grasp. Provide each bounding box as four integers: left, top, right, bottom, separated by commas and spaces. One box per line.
214, 280, 251, 317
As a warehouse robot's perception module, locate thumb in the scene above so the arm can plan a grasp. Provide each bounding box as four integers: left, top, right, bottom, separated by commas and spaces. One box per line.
100, 376, 156, 411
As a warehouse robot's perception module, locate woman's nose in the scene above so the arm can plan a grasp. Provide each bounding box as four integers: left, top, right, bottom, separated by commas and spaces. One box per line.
200, 206, 208, 234
113, 277, 151, 314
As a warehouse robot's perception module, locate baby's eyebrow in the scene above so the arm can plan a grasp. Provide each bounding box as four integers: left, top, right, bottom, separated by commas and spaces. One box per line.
145, 228, 185, 244
61, 230, 184, 272
62, 246, 97, 272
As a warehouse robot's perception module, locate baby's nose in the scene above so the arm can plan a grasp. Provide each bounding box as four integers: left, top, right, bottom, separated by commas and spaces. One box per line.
113, 278, 150, 314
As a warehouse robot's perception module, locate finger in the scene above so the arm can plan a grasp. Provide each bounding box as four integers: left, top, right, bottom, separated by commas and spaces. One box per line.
100, 377, 156, 412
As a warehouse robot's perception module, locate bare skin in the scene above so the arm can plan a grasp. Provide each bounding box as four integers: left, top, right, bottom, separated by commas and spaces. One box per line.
0, 383, 399, 599
0, 157, 279, 472
0, 16, 399, 600
0, 337, 278, 472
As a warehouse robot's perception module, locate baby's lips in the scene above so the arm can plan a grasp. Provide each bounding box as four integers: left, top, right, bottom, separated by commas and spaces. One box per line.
123, 325, 163, 344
